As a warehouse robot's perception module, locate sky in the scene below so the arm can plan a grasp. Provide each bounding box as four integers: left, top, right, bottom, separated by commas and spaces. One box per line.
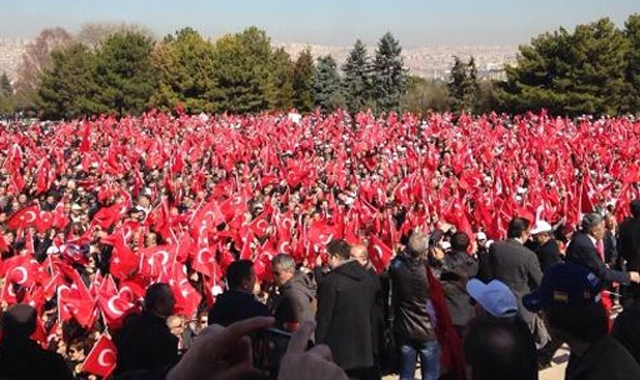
0, 0, 638, 46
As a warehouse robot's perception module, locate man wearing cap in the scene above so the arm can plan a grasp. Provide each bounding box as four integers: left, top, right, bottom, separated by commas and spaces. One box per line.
618, 200, 640, 301
0, 304, 74, 380
530, 220, 562, 273
523, 263, 640, 380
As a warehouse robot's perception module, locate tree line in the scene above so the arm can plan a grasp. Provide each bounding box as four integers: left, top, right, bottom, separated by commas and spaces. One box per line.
1, 14, 640, 119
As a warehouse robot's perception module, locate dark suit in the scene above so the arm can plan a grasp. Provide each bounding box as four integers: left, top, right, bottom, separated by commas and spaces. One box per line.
604, 230, 619, 268
618, 217, 640, 272
535, 239, 562, 273
566, 232, 631, 285
480, 238, 543, 325
316, 261, 380, 375
0, 338, 73, 380
114, 311, 179, 377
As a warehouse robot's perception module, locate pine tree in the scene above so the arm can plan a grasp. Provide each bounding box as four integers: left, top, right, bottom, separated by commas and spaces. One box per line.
0, 72, 14, 115
292, 48, 315, 113
313, 55, 344, 112
150, 28, 219, 113
372, 32, 408, 112
37, 44, 99, 120
624, 14, 640, 114
0, 73, 12, 97
95, 31, 158, 116
447, 56, 468, 111
465, 57, 480, 110
343, 39, 372, 114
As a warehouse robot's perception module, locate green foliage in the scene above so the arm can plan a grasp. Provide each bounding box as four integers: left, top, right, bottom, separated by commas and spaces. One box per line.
94, 31, 158, 116
37, 44, 99, 120
292, 48, 315, 112
624, 14, 640, 114
0, 72, 14, 115
404, 76, 449, 114
343, 39, 373, 114
210, 27, 279, 114
495, 18, 630, 116
313, 55, 345, 112
447, 56, 480, 113
150, 28, 219, 113
372, 32, 408, 112
265, 48, 294, 111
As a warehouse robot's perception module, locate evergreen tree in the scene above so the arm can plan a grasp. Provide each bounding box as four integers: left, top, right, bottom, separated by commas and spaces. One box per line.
624, 14, 640, 114
265, 48, 294, 111
95, 31, 158, 116
0, 73, 12, 97
313, 55, 345, 112
343, 39, 372, 114
372, 32, 408, 112
210, 27, 275, 114
150, 28, 219, 113
292, 48, 315, 113
465, 57, 480, 108
0, 72, 14, 115
37, 44, 99, 120
447, 56, 471, 111
495, 18, 629, 116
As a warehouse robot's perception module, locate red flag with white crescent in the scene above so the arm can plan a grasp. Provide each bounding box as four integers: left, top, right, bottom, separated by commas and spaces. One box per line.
82, 335, 117, 378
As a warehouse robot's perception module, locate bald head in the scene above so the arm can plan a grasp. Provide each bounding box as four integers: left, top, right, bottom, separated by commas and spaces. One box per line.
1, 304, 37, 340
350, 244, 370, 267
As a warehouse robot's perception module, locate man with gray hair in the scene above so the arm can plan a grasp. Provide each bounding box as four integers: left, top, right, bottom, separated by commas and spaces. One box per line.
271, 253, 317, 332
388, 232, 440, 380
567, 212, 640, 286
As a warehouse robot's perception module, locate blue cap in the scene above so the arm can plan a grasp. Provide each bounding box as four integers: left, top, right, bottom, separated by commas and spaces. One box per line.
523, 263, 602, 312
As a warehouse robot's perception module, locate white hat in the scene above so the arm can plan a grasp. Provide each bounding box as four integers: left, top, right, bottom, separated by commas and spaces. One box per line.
530, 220, 553, 235
476, 232, 487, 241
466, 279, 518, 318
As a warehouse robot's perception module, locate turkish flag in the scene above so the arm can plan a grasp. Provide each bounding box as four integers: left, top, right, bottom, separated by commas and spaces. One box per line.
368, 235, 394, 273
5, 205, 40, 231
82, 335, 117, 378
138, 244, 178, 279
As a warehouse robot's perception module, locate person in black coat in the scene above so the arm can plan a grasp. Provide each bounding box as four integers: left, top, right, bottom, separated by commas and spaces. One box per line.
440, 231, 478, 339
618, 200, 640, 299
114, 283, 180, 378
0, 304, 74, 380
388, 233, 440, 380
316, 239, 380, 380
208, 259, 270, 327
530, 220, 562, 273
566, 213, 640, 286
479, 217, 543, 329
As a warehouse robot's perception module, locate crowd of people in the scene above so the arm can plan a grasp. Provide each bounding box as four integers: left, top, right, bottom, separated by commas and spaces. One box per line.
0, 110, 640, 379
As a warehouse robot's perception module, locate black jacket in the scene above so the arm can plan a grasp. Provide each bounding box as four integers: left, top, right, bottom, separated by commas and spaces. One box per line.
208, 289, 270, 327
612, 298, 640, 366
479, 238, 543, 324
535, 239, 562, 273
0, 338, 74, 380
618, 217, 640, 271
272, 271, 317, 328
566, 232, 631, 285
442, 250, 478, 326
565, 335, 640, 380
316, 260, 379, 371
113, 311, 179, 377
388, 254, 436, 343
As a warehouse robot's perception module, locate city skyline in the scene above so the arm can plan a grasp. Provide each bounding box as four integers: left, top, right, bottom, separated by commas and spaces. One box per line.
0, 0, 637, 46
